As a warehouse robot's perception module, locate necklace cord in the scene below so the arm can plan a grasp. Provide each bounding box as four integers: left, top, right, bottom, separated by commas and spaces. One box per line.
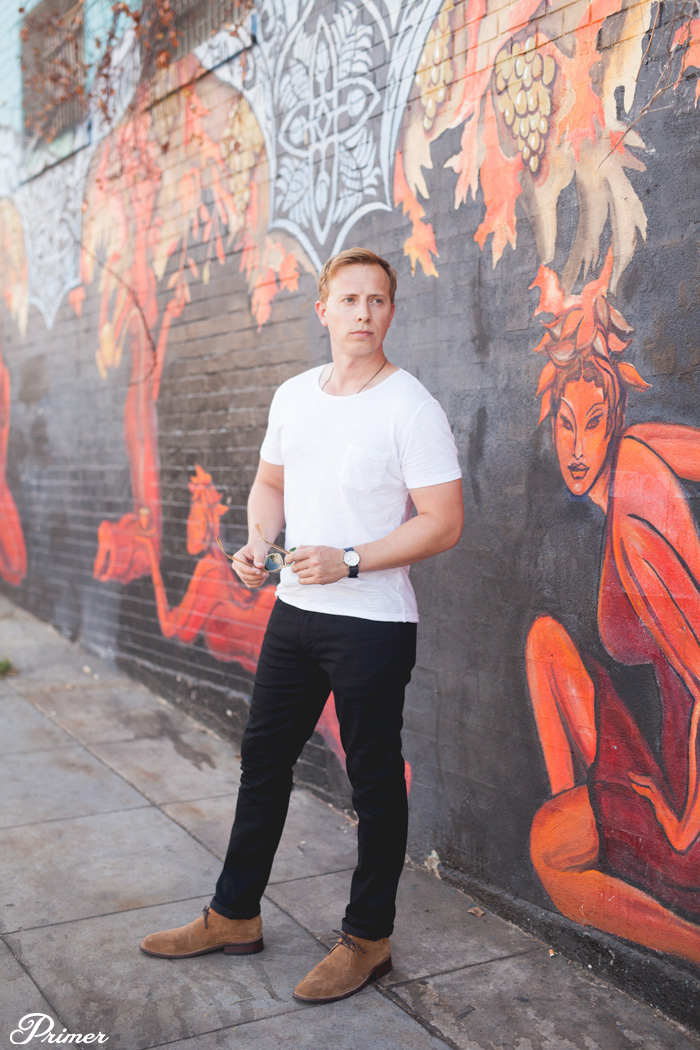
321, 357, 387, 394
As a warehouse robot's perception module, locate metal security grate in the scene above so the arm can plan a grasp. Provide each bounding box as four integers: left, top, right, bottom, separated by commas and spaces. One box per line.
22, 0, 87, 137
174, 0, 240, 55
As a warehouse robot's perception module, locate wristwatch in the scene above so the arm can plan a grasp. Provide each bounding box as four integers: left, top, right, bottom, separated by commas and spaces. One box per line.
343, 547, 360, 578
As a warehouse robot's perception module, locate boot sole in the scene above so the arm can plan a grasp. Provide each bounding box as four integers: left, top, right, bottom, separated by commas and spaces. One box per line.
292, 956, 392, 1004
141, 937, 264, 959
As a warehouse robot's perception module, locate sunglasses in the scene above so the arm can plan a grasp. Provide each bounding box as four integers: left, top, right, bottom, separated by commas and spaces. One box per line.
216, 524, 295, 573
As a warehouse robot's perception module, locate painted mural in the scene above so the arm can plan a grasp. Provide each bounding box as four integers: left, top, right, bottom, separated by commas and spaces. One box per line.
76, 58, 302, 587
0, 198, 27, 587
395, 0, 693, 293
526, 253, 700, 966
1, 0, 700, 997
391, 0, 700, 963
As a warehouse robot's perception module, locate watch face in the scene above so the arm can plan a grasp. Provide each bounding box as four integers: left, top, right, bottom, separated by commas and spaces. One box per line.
344, 550, 360, 567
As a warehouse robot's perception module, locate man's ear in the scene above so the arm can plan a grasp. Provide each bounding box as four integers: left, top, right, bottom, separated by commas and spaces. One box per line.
315, 299, 328, 327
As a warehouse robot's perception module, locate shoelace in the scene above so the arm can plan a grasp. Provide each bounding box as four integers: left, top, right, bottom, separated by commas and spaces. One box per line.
333, 930, 366, 957
202, 905, 210, 929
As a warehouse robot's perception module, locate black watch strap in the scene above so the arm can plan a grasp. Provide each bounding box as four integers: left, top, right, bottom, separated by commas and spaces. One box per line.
343, 547, 359, 578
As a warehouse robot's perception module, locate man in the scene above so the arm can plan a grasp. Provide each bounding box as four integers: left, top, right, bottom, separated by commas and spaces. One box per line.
141, 247, 463, 1003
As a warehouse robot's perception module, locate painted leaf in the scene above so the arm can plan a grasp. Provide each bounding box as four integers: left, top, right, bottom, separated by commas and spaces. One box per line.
250, 268, 279, 330
673, 20, 700, 104
609, 303, 635, 337
618, 361, 651, 390
592, 331, 609, 358
446, 110, 481, 209
68, 286, 85, 318
394, 151, 439, 278
561, 309, 584, 341
550, 341, 576, 365
532, 331, 554, 356
557, 49, 605, 160
607, 331, 633, 355
530, 264, 567, 319
594, 295, 610, 330
474, 95, 521, 266
535, 360, 557, 396
279, 251, 299, 294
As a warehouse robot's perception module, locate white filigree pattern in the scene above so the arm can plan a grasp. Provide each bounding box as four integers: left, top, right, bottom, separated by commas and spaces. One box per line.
201, 0, 444, 269
275, 4, 381, 245
14, 150, 94, 329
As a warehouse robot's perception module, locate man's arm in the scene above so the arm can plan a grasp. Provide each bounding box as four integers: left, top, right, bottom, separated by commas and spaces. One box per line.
285, 478, 463, 585
232, 458, 285, 589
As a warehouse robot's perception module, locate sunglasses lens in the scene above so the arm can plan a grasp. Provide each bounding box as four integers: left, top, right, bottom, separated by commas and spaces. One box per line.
264, 552, 284, 572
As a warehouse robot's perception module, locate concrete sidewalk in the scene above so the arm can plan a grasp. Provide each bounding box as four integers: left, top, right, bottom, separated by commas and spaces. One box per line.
1, 593, 698, 1050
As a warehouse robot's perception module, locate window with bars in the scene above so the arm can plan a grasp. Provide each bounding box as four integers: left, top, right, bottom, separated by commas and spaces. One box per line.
22, 0, 88, 138
174, 0, 242, 56
143, 0, 246, 72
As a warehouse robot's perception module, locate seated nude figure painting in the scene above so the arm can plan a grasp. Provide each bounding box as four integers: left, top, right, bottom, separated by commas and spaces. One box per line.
526, 254, 700, 966
135, 464, 275, 674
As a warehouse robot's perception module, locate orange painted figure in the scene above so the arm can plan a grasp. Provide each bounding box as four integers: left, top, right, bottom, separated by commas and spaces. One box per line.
0, 198, 29, 587
0, 349, 26, 586
526, 254, 700, 965
136, 465, 276, 672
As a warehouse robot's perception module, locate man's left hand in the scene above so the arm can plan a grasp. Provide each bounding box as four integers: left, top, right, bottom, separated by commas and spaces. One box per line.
285, 546, 348, 585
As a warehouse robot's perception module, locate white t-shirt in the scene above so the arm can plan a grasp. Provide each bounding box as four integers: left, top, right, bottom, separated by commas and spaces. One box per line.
259, 365, 462, 622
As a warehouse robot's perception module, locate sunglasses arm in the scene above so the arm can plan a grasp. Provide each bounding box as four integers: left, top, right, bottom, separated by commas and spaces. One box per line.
254, 523, 291, 556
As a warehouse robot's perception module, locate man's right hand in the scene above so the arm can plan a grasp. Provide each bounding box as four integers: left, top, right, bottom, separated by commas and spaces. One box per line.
231, 540, 270, 590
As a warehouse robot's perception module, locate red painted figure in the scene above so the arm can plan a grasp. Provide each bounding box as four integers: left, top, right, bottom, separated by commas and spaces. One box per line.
135, 465, 275, 673
0, 349, 26, 586
526, 254, 700, 965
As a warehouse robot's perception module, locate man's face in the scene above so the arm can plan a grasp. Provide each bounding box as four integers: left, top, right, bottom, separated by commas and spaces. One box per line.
315, 264, 395, 358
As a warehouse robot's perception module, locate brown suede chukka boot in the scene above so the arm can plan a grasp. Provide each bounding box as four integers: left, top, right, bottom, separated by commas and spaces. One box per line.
293, 931, 391, 1003
140, 905, 263, 958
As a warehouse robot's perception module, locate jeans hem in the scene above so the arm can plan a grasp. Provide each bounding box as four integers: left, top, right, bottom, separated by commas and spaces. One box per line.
209, 898, 261, 922
341, 919, 393, 941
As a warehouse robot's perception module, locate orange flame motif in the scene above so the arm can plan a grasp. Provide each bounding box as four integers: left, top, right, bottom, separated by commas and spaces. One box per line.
0, 350, 26, 586
530, 250, 650, 424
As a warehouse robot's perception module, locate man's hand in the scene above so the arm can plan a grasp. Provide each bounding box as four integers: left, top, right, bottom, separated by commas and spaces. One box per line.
231, 539, 270, 590
285, 546, 347, 585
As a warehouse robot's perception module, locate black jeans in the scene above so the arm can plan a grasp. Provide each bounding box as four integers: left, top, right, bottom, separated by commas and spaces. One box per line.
211, 598, 417, 940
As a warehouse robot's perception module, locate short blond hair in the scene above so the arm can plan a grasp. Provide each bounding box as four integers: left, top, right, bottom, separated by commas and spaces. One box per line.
318, 247, 397, 303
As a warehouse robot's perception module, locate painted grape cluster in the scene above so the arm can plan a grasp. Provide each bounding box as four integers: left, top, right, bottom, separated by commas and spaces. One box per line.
414, 0, 453, 131
493, 37, 556, 175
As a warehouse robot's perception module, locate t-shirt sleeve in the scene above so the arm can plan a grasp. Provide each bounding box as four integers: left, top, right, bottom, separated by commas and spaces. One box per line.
401, 399, 462, 489
259, 389, 284, 465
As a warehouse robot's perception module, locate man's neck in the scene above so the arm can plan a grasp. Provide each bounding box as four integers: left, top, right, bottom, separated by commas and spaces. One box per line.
323, 349, 393, 397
